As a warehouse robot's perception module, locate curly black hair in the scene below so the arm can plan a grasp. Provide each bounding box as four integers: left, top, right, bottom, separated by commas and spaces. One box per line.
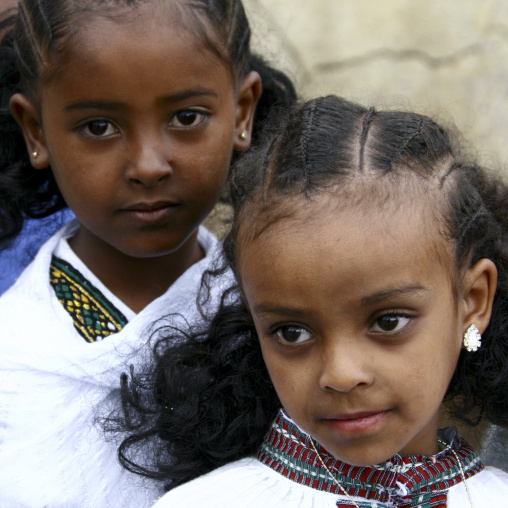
116, 95, 508, 490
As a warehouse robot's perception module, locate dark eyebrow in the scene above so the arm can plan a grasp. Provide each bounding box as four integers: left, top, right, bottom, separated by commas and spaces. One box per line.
252, 305, 306, 318
361, 286, 427, 306
64, 90, 219, 112
161, 90, 218, 102
64, 100, 122, 112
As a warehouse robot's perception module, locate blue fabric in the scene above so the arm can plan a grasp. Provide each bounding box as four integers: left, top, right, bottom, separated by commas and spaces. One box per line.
0, 209, 74, 294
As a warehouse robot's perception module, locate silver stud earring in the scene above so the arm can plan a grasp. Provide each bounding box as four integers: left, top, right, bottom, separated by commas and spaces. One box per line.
463, 324, 482, 352
239, 131, 248, 140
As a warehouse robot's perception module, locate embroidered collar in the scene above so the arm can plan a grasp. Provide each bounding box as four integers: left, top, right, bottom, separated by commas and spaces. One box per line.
50, 256, 128, 343
257, 411, 483, 508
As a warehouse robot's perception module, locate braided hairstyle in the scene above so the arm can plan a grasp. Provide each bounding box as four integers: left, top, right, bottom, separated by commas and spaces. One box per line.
0, 0, 296, 245
116, 95, 508, 489
229, 95, 508, 428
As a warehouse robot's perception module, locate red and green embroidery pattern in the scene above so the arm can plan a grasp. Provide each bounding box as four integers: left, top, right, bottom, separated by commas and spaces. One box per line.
50, 256, 128, 343
257, 412, 483, 508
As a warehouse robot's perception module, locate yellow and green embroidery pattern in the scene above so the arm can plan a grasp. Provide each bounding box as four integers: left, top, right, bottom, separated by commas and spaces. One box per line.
50, 256, 128, 343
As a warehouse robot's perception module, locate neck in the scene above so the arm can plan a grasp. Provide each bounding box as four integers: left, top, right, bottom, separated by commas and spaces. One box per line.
68, 229, 204, 313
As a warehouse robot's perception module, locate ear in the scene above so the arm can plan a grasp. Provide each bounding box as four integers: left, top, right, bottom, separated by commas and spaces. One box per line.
233, 71, 262, 151
9, 93, 50, 169
461, 258, 497, 336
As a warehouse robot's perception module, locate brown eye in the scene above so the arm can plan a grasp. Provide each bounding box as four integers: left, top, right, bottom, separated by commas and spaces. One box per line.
371, 315, 411, 333
88, 120, 108, 135
171, 110, 207, 128
81, 120, 117, 138
275, 325, 312, 344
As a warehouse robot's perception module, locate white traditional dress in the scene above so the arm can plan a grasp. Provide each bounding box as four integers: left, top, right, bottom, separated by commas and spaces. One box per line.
0, 220, 231, 508
154, 411, 508, 507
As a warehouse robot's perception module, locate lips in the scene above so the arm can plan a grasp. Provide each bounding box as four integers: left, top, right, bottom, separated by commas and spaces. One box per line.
123, 200, 178, 211
120, 201, 180, 224
321, 410, 391, 435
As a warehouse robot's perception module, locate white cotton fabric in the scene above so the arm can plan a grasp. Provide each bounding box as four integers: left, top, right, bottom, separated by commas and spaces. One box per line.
0, 221, 232, 508
152, 457, 508, 508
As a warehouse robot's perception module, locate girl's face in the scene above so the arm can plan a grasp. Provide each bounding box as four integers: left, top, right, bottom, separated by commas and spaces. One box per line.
238, 195, 466, 466
12, 7, 258, 264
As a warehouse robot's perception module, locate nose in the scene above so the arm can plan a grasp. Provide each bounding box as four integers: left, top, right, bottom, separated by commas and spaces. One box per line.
318, 340, 374, 393
125, 134, 172, 188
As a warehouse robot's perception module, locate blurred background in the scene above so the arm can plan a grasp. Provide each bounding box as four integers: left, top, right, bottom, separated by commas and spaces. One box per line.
243, 0, 508, 172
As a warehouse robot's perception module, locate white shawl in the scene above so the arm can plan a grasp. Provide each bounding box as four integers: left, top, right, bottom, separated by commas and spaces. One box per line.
0, 222, 232, 508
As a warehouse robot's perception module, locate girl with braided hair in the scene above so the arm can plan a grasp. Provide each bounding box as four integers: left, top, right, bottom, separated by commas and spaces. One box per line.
118, 95, 508, 506
0, 0, 295, 506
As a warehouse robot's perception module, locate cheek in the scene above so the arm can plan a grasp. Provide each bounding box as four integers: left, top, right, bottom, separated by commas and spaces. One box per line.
431, 323, 463, 382
259, 343, 308, 412
206, 143, 234, 177
399, 335, 460, 412
187, 162, 230, 200
182, 137, 232, 178
179, 170, 227, 208
51, 163, 109, 203
203, 119, 236, 162
259, 342, 287, 394
50, 164, 83, 200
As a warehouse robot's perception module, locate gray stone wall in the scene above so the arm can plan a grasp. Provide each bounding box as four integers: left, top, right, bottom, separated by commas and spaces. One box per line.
245, 0, 508, 172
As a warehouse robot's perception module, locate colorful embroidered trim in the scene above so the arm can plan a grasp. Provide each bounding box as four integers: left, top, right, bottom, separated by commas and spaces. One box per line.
257, 411, 484, 508
50, 256, 128, 343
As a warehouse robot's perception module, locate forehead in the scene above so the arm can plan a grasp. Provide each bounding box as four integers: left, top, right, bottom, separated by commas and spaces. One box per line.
38, 4, 234, 106
43, 1, 231, 86
237, 192, 454, 298
64, 0, 202, 40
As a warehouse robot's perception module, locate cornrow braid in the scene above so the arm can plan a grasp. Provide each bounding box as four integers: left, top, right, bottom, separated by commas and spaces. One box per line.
301, 99, 319, 192
260, 136, 279, 196
17, 1, 42, 68
234, 22, 249, 67
36, 0, 52, 43
225, 0, 238, 47
223, 0, 249, 70
457, 205, 487, 244
439, 161, 461, 187
389, 117, 425, 166
358, 106, 375, 171
191, 0, 249, 72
